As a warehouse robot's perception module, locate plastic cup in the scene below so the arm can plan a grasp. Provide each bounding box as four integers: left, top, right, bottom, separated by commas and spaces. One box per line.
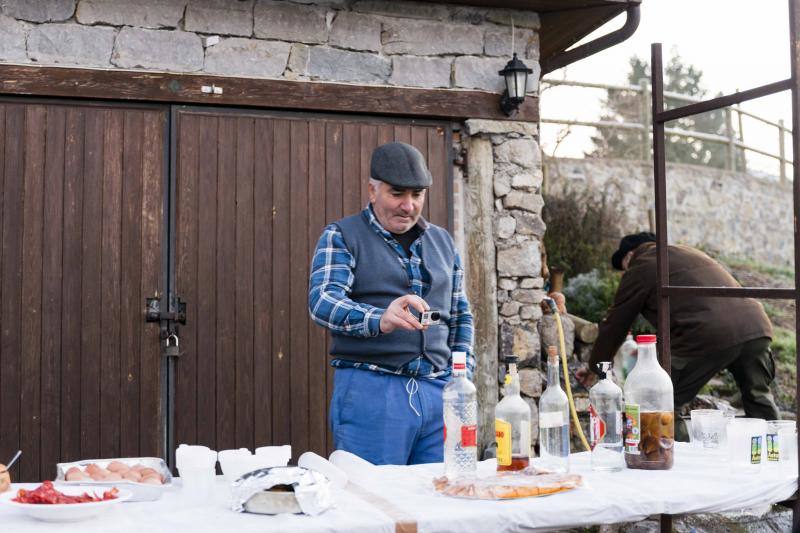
697, 410, 727, 450
690, 409, 720, 449
726, 418, 767, 473
176, 444, 218, 501
766, 420, 797, 464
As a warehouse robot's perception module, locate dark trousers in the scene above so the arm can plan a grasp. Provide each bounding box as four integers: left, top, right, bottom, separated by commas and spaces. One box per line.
672, 336, 779, 441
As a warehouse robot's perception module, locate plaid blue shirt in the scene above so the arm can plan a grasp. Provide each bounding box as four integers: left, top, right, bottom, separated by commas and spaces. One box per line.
308, 205, 474, 379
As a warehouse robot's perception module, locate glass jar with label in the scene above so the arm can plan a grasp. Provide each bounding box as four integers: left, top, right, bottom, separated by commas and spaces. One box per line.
623, 335, 674, 470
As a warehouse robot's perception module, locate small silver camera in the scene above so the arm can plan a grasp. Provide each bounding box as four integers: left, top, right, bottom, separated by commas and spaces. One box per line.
420, 311, 441, 326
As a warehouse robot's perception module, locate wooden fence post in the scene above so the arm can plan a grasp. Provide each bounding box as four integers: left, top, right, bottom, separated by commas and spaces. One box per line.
725, 108, 736, 171
779, 119, 787, 184
639, 78, 650, 160
736, 102, 747, 173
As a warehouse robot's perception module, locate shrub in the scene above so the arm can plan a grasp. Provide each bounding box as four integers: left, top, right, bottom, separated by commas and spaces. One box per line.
543, 188, 626, 279
564, 268, 655, 335
563, 269, 619, 324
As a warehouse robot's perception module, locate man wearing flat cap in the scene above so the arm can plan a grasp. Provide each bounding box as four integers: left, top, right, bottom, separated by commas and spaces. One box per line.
308, 142, 474, 465
576, 233, 779, 439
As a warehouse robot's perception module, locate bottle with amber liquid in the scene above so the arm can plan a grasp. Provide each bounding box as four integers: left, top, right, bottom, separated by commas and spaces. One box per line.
623, 335, 674, 470
495, 355, 531, 471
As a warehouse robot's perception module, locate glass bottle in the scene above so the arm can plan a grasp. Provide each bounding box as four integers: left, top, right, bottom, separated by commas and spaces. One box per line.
443, 352, 478, 478
538, 346, 570, 473
619, 332, 638, 380
589, 361, 624, 471
494, 356, 531, 471
623, 335, 674, 470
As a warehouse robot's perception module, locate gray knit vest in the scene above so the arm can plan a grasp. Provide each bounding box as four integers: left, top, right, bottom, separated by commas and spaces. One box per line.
329, 212, 455, 371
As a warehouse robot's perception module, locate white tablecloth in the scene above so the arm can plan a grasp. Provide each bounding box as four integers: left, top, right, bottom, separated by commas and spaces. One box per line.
1, 444, 796, 532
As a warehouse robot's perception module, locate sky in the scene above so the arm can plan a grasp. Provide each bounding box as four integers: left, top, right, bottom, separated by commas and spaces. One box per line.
540, 0, 792, 175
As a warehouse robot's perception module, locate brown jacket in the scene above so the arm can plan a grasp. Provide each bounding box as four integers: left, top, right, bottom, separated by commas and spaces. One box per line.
589, 243, 772, 368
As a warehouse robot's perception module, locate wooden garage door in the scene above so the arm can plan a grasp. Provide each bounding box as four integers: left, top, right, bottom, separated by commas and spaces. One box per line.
173, 107, 452, 457
0, 100, 167, 481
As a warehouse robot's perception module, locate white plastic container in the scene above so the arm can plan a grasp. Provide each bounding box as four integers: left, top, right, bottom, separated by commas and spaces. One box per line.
175, 445, 218, 500
726, 418, 767, 473
218, 446, 292, 482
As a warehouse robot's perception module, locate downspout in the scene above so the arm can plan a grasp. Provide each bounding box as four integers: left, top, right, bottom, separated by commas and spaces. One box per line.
541, 2, 641, 76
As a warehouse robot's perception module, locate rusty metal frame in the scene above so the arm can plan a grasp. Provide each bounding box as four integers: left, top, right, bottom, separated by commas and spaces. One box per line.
650, 1, 800, 531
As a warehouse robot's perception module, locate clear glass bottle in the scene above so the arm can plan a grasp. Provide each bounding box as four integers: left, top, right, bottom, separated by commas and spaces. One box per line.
538, 346, 570, 473
619, 332, 638, 380
443, 351, 477, 478
623, 335, 674, 470
494, 356, 531, 471
589, 361, 624, 471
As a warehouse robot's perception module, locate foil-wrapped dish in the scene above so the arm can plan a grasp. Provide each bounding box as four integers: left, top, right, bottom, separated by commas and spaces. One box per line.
230, 466, 333, 516
56, 457, 172, 502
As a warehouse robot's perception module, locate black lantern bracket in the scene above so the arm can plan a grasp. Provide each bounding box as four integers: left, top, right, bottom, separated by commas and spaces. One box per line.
499, 53, 533, 117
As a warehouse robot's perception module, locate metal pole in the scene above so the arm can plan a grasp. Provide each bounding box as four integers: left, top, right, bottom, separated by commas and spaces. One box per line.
789, 0, 800, 530
651, 43, 671, 375
779, 118, 787, 183
651, 44, 674, 533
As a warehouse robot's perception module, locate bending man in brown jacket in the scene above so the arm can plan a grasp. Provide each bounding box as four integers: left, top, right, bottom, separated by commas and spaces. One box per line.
577, 232, 779, 440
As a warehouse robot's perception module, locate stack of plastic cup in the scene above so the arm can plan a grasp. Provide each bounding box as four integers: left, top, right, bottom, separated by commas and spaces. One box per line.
726, 418, 767, 474
176, 444, 218, 501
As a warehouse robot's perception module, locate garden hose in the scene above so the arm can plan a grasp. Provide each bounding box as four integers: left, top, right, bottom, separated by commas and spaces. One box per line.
545, 298, 592, 452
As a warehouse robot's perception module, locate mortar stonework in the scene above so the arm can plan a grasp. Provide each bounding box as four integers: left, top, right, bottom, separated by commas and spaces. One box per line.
463, 119, 546, 446
0, 0, 539, 92
545, 157, 794, 267
0, 0, 544, 450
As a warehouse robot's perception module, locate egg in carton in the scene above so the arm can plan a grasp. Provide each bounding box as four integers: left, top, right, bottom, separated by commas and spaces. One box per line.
56, 457, 173, 502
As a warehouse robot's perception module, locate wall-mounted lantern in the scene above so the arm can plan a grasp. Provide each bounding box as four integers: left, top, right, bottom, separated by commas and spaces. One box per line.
499, 53, 533, 116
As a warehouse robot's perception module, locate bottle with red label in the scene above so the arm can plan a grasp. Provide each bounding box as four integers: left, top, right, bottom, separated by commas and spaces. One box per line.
443, 351, 478, 478
589, 361, 624, 471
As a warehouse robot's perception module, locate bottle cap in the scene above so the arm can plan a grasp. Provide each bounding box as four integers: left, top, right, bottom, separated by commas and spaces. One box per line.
452, 351, 467, 371
636, 334, 657, 344
546, 345, 559, 364
598, 361, 611, 379
503, 355, 519, 364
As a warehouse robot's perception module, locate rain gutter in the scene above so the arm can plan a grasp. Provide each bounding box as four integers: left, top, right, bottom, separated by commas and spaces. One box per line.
541, 2, 642, 76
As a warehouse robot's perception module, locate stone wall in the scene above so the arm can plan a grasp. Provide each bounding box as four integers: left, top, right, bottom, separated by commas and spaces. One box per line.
545, 157, 795, 267
0, 0, 540, 92
463, 119, 546, 448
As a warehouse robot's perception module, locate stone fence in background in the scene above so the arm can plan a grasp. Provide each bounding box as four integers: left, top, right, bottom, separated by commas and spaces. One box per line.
544, 157, 795, 267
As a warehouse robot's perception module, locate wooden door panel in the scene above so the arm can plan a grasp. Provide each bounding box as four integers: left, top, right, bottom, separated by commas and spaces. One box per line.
174, 108, 451, 456
0, 101, 166, 481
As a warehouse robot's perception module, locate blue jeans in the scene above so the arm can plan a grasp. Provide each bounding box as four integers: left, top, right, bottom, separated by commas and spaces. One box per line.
330, 367, 447, 465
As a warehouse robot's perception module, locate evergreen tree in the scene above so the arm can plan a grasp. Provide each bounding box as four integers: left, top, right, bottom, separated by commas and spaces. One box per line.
588, 51, 743, 168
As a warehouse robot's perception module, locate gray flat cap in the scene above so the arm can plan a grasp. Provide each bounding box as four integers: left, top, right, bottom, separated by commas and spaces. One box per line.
370, 142, 432, 189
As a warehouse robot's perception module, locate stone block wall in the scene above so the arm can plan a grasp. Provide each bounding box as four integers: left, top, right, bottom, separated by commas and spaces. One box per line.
463, 119, 547, 447
0, 0, 541, 92
545, 157, 795, 267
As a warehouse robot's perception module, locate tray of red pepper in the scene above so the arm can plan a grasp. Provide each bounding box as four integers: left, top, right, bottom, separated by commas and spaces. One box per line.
14, 480, 119, 504
1, 480, 131, 522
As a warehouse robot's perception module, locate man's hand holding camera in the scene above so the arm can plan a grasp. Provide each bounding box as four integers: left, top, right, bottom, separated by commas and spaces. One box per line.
380, 295, 438, 334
